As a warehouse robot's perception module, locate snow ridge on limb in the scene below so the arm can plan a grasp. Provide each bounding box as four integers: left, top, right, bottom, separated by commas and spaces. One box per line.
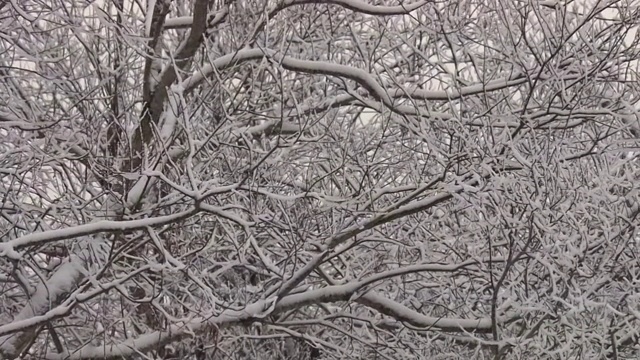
0, 262, 150, 340
276, 0, 428, 15
0, 256, 84, 358
42, 298, 279, 360
357, 293, 492, 333
183, 48, 529, 109
275, 279, 493, 333
161, 0, 426, 30
0, 209, 197, 259
40, 271, 491, 360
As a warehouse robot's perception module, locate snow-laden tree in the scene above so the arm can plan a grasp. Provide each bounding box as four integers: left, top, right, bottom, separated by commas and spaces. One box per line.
1, 0, 639, 359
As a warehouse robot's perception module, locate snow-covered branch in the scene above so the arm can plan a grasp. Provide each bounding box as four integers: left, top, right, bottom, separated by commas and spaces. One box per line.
2, 0, 638, 358
0, 256, 84, 358
282, 0, 428, 15
184, 48, 534, 112
357, 293, 492, 333
43, 298, 278, 360
0, 209, 198, 260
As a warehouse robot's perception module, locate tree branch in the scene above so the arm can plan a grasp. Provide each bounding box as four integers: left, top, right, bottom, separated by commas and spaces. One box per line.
0, 257, 84, 359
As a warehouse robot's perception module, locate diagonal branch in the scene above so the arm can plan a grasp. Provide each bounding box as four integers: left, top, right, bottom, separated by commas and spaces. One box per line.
133, 0, 212, 171
0, 257, 84, 359
146, 0, 211, 126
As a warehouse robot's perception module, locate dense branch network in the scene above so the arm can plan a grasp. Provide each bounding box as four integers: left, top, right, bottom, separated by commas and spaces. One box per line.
0, 0, 639, 359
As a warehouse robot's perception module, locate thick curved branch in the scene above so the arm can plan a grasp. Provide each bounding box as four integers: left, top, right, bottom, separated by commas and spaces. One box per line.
41, 267, 491, 360
357, 293, 492, 333
163, 0, 426, 31
0, 209, 198, 259
0, 265, 154, 339
287, 0, 428, 15
136, 0, 213, 158
183, 48, 529, 111
0, 257, 84, 359
42, 299, 277, 360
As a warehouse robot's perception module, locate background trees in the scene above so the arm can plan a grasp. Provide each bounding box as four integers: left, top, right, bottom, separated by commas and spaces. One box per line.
0, 0, 638, 358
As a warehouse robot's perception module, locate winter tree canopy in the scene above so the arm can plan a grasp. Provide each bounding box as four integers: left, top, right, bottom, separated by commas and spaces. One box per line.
0, 0, 639, 359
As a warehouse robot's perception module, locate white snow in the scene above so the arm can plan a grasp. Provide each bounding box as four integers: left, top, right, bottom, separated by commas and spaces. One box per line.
43, 298, 277, 360
275, 283, 492, 332
124, 175, 157, 208
163, 16, 194, 29
0, 209, 198, 254
0, 256, 84, 354
144, 0, 156, 38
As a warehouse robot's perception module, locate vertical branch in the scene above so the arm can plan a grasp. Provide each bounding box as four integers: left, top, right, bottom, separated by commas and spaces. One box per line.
107, 0, 125, 165
131, 0, 172, 172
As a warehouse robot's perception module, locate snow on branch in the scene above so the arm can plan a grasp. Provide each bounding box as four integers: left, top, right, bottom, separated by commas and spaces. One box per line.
164, 9, 227, 30
0, 209, 198, 260
278, 0, 429, 15
163, 16, 194, 29
358, 293, 492, 333
0, 264, 153, 340
274, 279, 492, 333
386, 75, 528, 101
275, 173, 503, 298
0, 256, 85, 358
0, 111, 52, 131
42, 298, 278, 360
183, 48, 530, 111
40, 266, 491, 360
164, 0, 427, 31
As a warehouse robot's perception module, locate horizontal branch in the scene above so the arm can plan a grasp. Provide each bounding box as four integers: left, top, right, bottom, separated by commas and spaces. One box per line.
42, 267, 489, 359
275, 279, 492, 332
0, 265, 153, 339
0, 209, 198, 260
274, 256, 523, 332
386, 76, 527, 101
163, 16, 195, 29
279, 0, 428, 15
0, 111, 52, 131
183, 48, 529, 112
43, 298, 277, 360
358, 293, 492, 333
164, 0, 425, 30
